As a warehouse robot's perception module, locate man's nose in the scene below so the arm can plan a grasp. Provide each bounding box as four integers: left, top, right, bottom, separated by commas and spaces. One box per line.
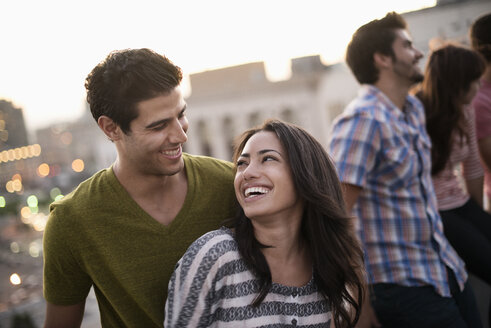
169, 119, 188, 144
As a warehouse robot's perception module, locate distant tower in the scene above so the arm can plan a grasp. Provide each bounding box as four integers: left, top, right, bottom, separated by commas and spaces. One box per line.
0, 100, 29, 150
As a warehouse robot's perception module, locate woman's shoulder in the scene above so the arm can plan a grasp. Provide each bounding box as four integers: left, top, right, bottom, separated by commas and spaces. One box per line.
187, 227, 236, 252
178, 227, 239, 272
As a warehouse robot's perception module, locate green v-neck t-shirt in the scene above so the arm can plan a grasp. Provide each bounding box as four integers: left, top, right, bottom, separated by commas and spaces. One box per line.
43, 153, 237, 327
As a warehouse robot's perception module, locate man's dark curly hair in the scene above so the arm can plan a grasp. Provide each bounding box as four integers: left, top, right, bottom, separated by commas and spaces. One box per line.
85, 48, 182, 134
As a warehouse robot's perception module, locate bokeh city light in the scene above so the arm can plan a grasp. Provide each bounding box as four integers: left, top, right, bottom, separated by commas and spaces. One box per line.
37, 163, 50, 177
0, 144, 41, 163
72, 158, 85, 172
9, 274, 21, 286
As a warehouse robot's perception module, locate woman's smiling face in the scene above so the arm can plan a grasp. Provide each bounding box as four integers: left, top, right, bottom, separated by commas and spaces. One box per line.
234, 131, 303, 222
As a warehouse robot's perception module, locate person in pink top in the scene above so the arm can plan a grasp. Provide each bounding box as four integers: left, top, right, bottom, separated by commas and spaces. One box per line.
471, 13, 491, 213
417, 43, 491, 325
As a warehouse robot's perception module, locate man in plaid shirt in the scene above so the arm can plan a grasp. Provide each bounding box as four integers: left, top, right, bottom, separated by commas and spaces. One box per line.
329, 12, 482, 328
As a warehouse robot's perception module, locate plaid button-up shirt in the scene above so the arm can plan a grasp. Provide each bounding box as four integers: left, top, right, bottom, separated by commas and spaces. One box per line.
329, 85, 467, 297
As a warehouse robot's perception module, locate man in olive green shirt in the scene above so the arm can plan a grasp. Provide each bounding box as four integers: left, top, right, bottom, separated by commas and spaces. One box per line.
43, 48, 237, 327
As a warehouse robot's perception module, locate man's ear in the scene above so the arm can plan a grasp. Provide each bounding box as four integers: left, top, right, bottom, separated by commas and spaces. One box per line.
373, 52, 392, 70
98, 115, 123, 142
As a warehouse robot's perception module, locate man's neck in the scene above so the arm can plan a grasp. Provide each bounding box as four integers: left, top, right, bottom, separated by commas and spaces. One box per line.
374, 77, 409, 111
112, 158, 188, 225
112, 158, 183, 196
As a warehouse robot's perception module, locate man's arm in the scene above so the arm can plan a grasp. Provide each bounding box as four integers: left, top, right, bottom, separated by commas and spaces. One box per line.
44, 301, 85, 328
340, 183, 381, 328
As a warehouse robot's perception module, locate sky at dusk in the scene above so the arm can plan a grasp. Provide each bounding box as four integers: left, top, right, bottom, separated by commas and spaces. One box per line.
0, 0, 436, 132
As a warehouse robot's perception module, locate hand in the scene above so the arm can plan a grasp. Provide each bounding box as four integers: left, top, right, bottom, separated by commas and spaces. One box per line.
355, 298, 381, 328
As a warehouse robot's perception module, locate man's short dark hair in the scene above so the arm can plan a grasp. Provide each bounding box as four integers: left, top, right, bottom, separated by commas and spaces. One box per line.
85, 48, 183, 134
346, 12, 407, 84
470, 13, 491, 63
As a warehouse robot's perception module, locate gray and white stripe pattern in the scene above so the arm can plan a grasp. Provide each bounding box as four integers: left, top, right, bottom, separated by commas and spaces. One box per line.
165, 227, 332, 327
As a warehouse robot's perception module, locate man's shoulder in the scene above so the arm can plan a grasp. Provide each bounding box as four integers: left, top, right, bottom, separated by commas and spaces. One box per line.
45, 168, 117, 239
49, 168, 114, 215
184, 153, 233, 168
333, 96, 387, 131
348, 85, 394, 116
183, 153, 234, 179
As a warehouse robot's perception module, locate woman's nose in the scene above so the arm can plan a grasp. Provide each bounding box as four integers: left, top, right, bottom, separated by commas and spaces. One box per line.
243, 162, 259, 180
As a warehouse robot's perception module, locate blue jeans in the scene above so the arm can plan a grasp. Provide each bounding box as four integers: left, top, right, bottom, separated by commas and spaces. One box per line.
371, 271, 482, 328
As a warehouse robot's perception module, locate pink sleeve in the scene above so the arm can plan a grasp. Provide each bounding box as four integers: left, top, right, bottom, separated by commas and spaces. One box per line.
462, 107, 484, 180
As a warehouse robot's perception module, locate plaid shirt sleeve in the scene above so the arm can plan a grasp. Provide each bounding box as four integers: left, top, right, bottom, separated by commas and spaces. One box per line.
329, 112, 381, 188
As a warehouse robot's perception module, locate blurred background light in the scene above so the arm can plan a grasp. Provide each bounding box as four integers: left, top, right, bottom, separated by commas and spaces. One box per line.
27, 195, 38, 208
72, 159, 84, 172
37, 163, 50, 177
10, 273, 21, 286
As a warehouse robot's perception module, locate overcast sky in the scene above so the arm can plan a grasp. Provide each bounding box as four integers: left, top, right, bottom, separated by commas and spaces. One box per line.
0, 0, 436, 132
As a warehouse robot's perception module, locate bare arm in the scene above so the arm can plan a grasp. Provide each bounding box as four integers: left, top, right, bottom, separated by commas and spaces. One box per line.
465, 176, 484, 208
478, 136, 491, 171
355, 291, 381, 328
340, 183, 381, 328
44, 301, 85, 328
341, 183, 362, 212
478, 136, 491, 212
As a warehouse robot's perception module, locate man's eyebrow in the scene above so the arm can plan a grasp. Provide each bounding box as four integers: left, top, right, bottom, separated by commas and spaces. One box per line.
144, 105, 187, 129
145, 118, 171, 130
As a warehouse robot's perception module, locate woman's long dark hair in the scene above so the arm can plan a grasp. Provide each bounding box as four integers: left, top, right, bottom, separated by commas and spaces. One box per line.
417, 44, 485, 174
232, 119, 366, 328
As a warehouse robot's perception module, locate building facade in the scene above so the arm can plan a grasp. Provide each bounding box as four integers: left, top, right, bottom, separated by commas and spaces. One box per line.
183, 0, 491, 161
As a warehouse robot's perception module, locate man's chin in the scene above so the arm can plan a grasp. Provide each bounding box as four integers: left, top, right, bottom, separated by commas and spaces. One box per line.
154, 169, 181, 178
164, 160, 185, 177
166, 169, 181, 177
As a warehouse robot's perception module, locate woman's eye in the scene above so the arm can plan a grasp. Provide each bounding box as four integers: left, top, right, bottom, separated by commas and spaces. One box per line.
236, 160, 247, 167
263, 156, 276, 162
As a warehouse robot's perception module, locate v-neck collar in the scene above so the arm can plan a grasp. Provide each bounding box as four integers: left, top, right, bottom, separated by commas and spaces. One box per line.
106, 154, 195, 235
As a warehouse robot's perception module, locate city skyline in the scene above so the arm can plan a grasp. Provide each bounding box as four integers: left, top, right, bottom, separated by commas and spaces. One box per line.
0, 0, 436, 133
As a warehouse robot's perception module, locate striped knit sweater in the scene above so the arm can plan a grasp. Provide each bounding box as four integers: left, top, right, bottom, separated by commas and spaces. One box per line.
164, 227, 332, 327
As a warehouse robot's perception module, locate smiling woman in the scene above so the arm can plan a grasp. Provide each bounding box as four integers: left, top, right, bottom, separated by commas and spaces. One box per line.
165, 119, 366, 328
234, 130, 302, 223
